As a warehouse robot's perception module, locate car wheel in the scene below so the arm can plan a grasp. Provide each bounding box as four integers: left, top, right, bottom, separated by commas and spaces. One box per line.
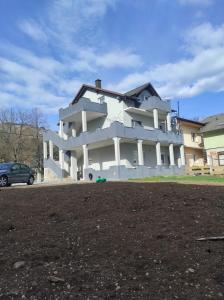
27, 176, 34, 185
0, 175, 8, 187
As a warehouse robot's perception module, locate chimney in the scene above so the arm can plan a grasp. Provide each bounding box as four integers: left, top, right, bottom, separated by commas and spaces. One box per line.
95, 79, 101, 89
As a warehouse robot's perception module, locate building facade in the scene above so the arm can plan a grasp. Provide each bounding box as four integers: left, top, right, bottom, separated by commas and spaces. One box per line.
176, 117, 204, 167
201, 113, 224, 167
43, 80, 185, 181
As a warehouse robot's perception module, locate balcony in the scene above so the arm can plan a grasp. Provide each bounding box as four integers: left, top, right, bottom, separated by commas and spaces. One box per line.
59, 97, 107, 122
43, 121, 183, 151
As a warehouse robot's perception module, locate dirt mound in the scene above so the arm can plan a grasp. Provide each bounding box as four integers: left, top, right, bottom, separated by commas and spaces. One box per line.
0, 182, 224, 299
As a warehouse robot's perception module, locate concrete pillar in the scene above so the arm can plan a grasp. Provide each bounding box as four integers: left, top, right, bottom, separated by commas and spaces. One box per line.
82, 111, 87, 132
167, 112, 172, 132
153, 108, 159, 129
113, 137, 121, 166
59, 149, 65, 169
43, 141, 48, 159
70, 151, 77, 181
83, 144, 89, 169
49, 140, 54, 159
71, 123, 77, 137
156, 142, 162, 166
137, 139, 144, 166
59, 120, 64, 138
169, 143, 175, 166
180, 145, 185, 166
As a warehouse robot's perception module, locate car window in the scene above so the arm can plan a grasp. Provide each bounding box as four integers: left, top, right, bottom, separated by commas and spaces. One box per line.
11, 164, 21, 171
20, 164, 30, 171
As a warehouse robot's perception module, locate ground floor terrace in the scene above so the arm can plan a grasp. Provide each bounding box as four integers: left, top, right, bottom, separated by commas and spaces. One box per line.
43, 137, 185, 181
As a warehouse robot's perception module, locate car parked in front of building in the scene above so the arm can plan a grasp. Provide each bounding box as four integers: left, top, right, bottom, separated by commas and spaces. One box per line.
0, 162, 35, 187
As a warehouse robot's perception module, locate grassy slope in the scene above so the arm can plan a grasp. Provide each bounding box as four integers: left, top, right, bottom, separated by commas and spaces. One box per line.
130, 175, 224, 183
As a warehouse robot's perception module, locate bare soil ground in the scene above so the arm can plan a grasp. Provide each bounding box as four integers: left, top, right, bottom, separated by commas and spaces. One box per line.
0, 182, 224, 300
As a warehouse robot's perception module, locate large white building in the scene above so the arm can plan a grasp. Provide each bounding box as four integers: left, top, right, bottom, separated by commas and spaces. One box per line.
43, 80, 185, 181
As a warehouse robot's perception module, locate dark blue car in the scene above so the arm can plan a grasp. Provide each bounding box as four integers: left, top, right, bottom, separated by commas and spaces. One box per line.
0, 162, 35, 187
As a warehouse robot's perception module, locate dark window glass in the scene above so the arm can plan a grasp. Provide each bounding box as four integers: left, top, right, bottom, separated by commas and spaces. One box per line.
11, 164, 20, 171
20, 164, 29, 171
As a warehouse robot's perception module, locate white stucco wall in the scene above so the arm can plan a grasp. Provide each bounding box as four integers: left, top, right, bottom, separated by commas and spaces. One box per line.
82, 90, 125, 129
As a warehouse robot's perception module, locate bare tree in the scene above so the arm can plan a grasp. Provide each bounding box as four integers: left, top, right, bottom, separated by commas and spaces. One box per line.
29, 108, 48, 170
0, 108, 47, 169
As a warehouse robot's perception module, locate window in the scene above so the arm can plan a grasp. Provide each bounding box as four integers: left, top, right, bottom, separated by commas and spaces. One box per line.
133, 150, 138, 165
132, 120, 142, 127
11, 164, 20, 171
20, 164, 29, 171
218, 152, 224, 166
191, 133, 196, 142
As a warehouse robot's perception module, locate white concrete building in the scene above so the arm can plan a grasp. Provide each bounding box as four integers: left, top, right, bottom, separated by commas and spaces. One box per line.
43, 80, 185, 181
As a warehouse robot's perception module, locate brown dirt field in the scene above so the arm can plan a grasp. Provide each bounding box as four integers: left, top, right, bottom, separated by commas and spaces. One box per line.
0, 182, 224, 300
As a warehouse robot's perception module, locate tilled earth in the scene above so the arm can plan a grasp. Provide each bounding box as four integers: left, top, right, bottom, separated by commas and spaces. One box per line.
0, 182, 224, 299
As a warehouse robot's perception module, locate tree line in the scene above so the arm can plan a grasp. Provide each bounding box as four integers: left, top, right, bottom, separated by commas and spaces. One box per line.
0, 108, 47, 170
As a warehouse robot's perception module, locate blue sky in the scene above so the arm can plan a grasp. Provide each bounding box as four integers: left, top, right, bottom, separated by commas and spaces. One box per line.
0, 0, 224, 129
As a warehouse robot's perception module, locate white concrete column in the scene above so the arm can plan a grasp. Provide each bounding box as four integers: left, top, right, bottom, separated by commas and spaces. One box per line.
156, 142, 162, 166
180, 145, 185, 166
59, 149, 65, 169
113, 137, 121, 166
43, 141, 48, 159
49, 140, 54, 159
167, 112, 172, 132
59, 120, 64, 138
71, 123, 77, 137
70, 151, 77, 181
137, 139, 144, 166
82, 111, 87, 132
83, 144, 89, 169
153, 108, 159, 129
169, 143, 175, 166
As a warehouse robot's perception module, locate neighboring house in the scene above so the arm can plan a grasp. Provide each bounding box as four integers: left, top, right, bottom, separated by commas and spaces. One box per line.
201, 113, 224, 167
43, 80, 185, 181
176, 117, 204, 167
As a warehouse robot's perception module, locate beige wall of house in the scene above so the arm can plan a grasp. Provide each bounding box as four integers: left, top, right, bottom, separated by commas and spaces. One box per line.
177, 118, 204, 167
184, 147, 204, 167
180, 123, 202, 148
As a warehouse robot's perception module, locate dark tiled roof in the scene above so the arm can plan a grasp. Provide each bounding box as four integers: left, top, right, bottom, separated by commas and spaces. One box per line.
72, 84, 127, 104
72, 82, 161, 104
200, 113, 224, 133
125, 82, 161, 98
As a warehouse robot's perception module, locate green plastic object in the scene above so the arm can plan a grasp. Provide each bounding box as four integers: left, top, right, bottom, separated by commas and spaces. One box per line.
96, 177, 107, 183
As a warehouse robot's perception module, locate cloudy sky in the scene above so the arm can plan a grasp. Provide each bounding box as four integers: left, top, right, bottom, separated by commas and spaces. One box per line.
0, 0, 224, 128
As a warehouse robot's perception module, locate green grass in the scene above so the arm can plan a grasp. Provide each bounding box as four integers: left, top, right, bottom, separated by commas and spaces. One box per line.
129, 175, 224, 184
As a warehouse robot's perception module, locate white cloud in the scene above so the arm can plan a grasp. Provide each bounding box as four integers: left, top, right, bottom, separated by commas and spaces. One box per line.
177, 0, 213, 6
18, 20, 47, 42
108, 22, 224, 99
1, 0, 143, 114
96, 49, 142, 68
184, 22, 224, 53
76, 48, 142, 69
